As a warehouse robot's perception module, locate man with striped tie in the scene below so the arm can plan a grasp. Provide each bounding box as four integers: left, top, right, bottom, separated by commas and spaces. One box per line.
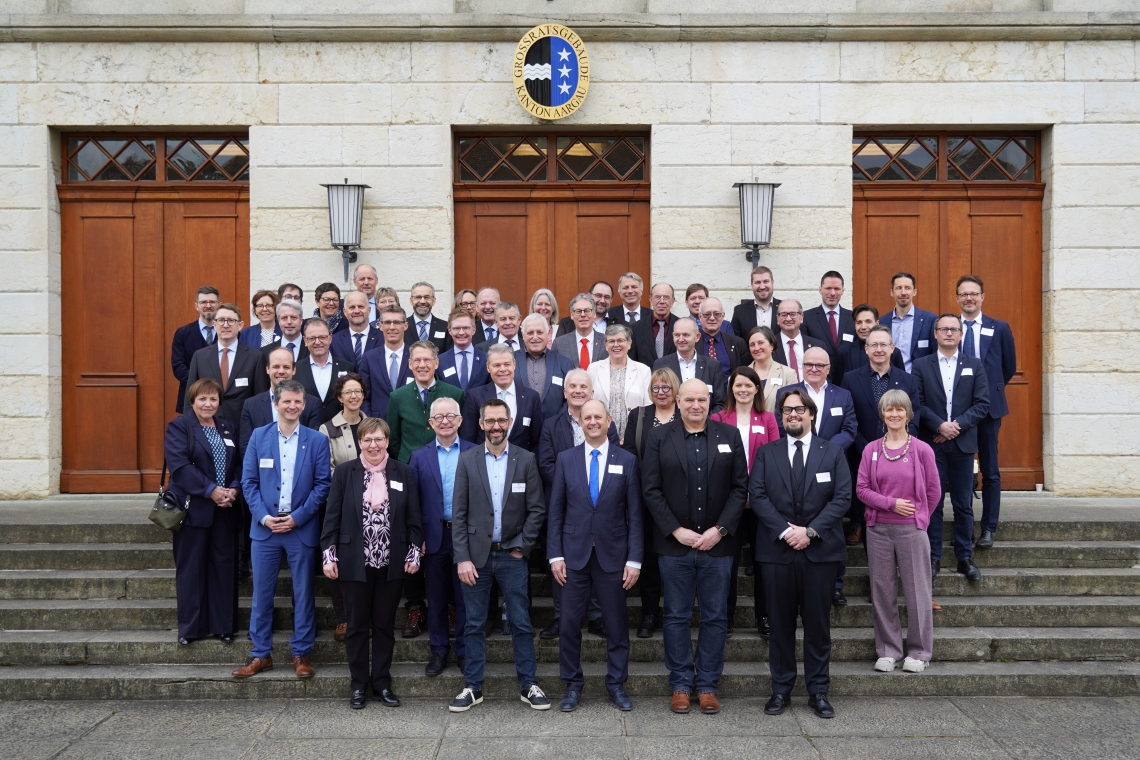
329, 291, 381, 370
437, 310, 490, 392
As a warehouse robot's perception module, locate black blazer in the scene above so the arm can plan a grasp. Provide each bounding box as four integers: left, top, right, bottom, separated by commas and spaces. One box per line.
330, 326, 382, 369
749, 435, 851, 564
621, 404, 678, 460
321, 458, 423, 583
913, 352, 990, 454
837, 338, 905, 386
294, 354, 355, 424
514, 348, 575, 420
640, 418, 748, 558
474, 320, 501, 346
771, 332, 828, 372
630, 312, 679, 365
164, 413, 240, 529
840, 365, 922, 452
730, 297, 781, 338
801, 305, 856, 384
404, 314, 453, 353
253, 340, 310, 394
184, 341, 260, 433
652, 353, 726, 414
171, 320, 209, 414
458, 383, 545, 452
238, 390, 324, 461
607, 304, 652, 326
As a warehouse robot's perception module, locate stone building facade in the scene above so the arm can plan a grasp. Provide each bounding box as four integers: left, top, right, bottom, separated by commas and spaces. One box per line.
1, 6, 1138, 497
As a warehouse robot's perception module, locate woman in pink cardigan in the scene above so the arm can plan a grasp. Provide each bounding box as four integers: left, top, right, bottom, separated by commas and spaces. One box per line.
856, 389, 941, 674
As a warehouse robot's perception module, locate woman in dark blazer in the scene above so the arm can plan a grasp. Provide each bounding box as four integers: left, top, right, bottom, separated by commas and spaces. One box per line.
238, 289, 281, 348
321, 416, 423, 710
163, 377, 241, 646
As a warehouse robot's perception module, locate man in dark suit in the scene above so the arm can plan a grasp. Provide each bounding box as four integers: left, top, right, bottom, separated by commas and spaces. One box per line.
881, 271, 937, 373
330, 291, 381, 369
630, 283, 679, 365
410, 396, 475, 677
697, 297, 750, 384
357, 306, 413, 419
913, 313, 990, 583
459, 344, 543, 452
771, 299, 828, 383
641, 379, 748, 715
405, 281, 453, 354
238, 346, 323, 459
437, 310, 490, 392
171, 285, 219, 413
516, 314, 574, 420
548, 399, 643, 712
475, 301, 524, 354
254, 300, 308, 394
553, 294, 607, 370
652, 317, 726, 413
473, 287, 500, 346
750, 388, 851, 719
801, 271, 857, 385
449, 397, 550, 712
557, 281, 617, 337
956, 275, 1017, 549
837, 304, 904, 385
294, 318, 354, 424
185, 303, 260, 434
686, 284, 735, 337
730, 266, 780, 338
607, 272, 652, 326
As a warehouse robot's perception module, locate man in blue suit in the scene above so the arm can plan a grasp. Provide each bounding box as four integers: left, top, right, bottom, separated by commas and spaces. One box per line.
436, 311, 490, 392
913, 314, 990, 583
880, 271, 937, 373
956, 275, 1017, 549
516, 314, 574, 420
548, 399, 643, 712
410, 396, 475, 678
171, 285, 219, 413
458, 344, 544, 452
235, 379, 331, 679
330, 291, 382, 369
357, 306, 413, 418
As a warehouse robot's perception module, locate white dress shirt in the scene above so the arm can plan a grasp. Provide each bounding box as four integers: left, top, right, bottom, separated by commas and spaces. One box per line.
309, 353, 334, 400
549, 439, 640, 569
756, 301, 774, 330
498, 333, 520, 352
804, 381, 828, 435
938, 351, 959, 421
783, 333, 806, 381
676, 353, 698, 383
735, 414, 753, 466
778, 431, 814, 539
625, 309, 640, 323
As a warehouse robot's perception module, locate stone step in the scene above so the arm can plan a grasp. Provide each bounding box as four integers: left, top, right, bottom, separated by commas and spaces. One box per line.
0, 544, 173, 571
848, 541, 1140, 568
1, 660, 1137, 700
2, 626, 1136, 667
3, 595, 1139, 631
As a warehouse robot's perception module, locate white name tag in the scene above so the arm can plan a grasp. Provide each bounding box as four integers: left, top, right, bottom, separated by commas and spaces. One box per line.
443, 367, 457, 377
718, 444, 731, 453
390, 480, 403, 491
223, 438, 235, 447
338, 371, 347, 377
706, 383, 714, 393
980, 327, 994, 337
405, 377, 414, 384
842, 333, 854, 342
551, 376, 563, 386
234, 378, 248, 387
259, 458, 274, 468
608, 464, 623, 474
434, 331, 446, 339
752, 425, 765, 434
962, 367, 973, 376
917, 340, 929, 348
770, 378, 781, 387
872, 450, 878, 461
512, 482, 526, 493
522, 417, 531, 427
816, 472, 831, 483
830, 406, 842, 417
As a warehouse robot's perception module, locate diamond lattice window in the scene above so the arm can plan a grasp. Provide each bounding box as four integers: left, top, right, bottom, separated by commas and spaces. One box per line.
457, 135, 648, 183
64, 134, 250, 183
853, 133, 1038, 183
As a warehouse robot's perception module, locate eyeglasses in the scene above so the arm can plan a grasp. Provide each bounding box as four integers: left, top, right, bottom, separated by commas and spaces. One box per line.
570, 308, 593, 316
360, 436, 387, 445
650, 385, 674, 394
650, 295, 673, 302
802, 362, 829, 370
935, 326, 961, 334
956, 292, 982, 299
777, 312, 802, 319
781, 406, 808, 415
482, 419, 510, 428
605, 339, 628, 346
430, 413, 459, 423
459, 300, 477, 308
214, 318, 239, 325
254, 303, 275, 310
866, 342, 892, 350
305, 335, 330, 343
380, 320, 406, 327
340, 389, 364, 397
701, 311, 724, 319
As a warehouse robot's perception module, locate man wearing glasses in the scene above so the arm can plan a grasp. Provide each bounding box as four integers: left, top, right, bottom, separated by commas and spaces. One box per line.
358, 306, 414, 419
185, 302, 260, 434
295, 318, 353, 425
553, 294, 607, 370
171, 285, 220, 413
696, 297, 750, 384
771, 299, 827, 383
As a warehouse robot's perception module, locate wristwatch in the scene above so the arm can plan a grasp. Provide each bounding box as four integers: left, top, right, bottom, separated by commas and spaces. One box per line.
715, 525, 728, 537
805, 527, 818, 540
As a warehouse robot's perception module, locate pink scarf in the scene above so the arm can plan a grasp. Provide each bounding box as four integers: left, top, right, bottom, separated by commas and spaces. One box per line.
360, 452, 389, 512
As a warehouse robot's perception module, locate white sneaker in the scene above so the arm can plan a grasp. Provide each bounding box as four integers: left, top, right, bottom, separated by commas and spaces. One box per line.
902, 657, 927, 673
874, 657, 897, 672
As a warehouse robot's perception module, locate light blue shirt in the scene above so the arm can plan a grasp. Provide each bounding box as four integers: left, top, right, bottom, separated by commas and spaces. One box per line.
276, 424, 300, 516
890, 308, 915, 372
436, 438, 460, 520
484, 444, 510, 542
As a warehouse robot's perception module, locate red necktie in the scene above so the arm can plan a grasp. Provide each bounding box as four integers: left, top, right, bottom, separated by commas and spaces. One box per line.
787, 339, 799, 378
579, 338, 590, 370
828, 310, 838, 346
707, 336, 717, 360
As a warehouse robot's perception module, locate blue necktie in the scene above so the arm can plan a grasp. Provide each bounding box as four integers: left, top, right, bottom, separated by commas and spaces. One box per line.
459, 350, 470, 389
353, 332, 363, 364
286, 342, 295, 359
419, 321, 428, 340
485, 326, 496, 343
589, 449, 600, 507
421, 387, 429, 408
388, 352, 399, 389
963, 320, 977, 358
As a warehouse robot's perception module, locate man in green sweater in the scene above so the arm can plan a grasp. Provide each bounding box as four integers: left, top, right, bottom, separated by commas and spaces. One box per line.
388, 339, 465, 463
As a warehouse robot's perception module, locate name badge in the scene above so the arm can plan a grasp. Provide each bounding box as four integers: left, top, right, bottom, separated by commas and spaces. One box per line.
551, 376, 563, 386
752, 425, 765, 434
706, 383, 714, 393
522, 417, 531, 427
608, 464, 623, 474
405, 377, 415, 384
962, 367, 973, 376
443, 367, 457, 377
770, 378, 781, 387
842, 333, 854, 342
816, 472, 832, 483
434, 331, 446, 339
223, 438, 235, 447
390, 480, 403, 491
338, 371, 347, 377
259, 458, 274, 468
830, 406, 842, 417
512, 482, 526, 493
234, 378, 248, 387
872, 450, 878, 461
917, 340, 929, 348
717, 444, 731, 453
980, 327, 995, 337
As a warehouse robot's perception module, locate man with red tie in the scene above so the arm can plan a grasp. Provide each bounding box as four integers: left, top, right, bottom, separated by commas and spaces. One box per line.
771, 299, 827, 384
553, 293, 606, 371
801, 271, 857, 386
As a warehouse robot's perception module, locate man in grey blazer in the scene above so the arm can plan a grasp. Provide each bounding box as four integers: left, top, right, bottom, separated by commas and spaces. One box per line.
554, 293, 607, 371
652, 318, 726, 413
449, 397, 550, 713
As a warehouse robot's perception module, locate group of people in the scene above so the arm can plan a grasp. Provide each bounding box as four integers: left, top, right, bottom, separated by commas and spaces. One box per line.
164, 262, 1016, 718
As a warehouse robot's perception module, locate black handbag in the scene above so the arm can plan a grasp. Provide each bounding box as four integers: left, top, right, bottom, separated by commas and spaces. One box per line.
149, 461, 189, 531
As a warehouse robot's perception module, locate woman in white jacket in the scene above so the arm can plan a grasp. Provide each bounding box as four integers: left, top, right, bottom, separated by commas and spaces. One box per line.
587, 323, 651, 445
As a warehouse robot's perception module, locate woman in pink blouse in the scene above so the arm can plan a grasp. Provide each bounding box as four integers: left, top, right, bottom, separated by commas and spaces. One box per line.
322, 417, 423, 710
855, 389, 941, 674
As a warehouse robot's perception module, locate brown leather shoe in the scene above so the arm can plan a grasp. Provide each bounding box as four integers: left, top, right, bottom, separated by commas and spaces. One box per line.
403, 607, 425, 639
932, 599, 943, 611
670, 691, 691, 714
845, 525, 863, 546
698, 693, 721, 714
232, 656, 272, 678
293, 655, 315, 678
334, 622, 347, 642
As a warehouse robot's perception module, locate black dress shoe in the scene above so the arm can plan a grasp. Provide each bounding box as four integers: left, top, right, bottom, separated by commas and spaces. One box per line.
808, 693, 835, 718
957, 559, 982, 582
832, 588, 848, 607
560, 689, 581, 712
931, 559, 941, 577
744, 564, 755, 577
725, 623, 733, 639
637, 612, 657, 638
376, 688, 401, 707
457, 656, 466, 674
764, 693, 790, 715
540, 618, 560, 640
587, 618, 607, 638
425, 653, 445, 677
216, 633, 233, 643
758, 617, 771, 639
608, 686, 633, 711
350, 689, 367, 709
975, 530, 994, 549
178, 637, 191, 647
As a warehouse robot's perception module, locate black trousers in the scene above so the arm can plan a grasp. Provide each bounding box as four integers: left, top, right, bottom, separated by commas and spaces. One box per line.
341, 567, 405, 693
404, 569, 426, 611
762, 554, 838, 696
172, 511, 239, 640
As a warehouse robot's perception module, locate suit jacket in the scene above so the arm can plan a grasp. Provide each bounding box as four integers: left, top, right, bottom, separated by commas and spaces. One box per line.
710, 407, 780, 470
451, 443, 546, 567
458, 382, 544, 452
253, 340, 310, 394
652, 353, 726, 414
730, 297, 781, 338
837, 338, 905, 387
164, 413, 240, 528
330, 326, 382, 370
514, 348, 575, 420
756, 362, 800, 414
185, 341, 260, 433
238, 390, 324, 464
436, 345, 491, 391
294, 354, 355, 424
880, 306, 938, 369
320, 457, 422, 582
238, 323, 281, 349
357, 344, 414, 419
553, 330, 607, 369
474, 320, 500, 346
557, 313, 616, 338
840, 365, 923, 453
621, 405, 677, 460
913, 352, 990, 454
171, 320, 210, 414
538, 410, 621, 506
607, 304, 652, 327
475, 335, 524, 356
801, 305, 856, 384
749, 435, 851, 564
630, 312, 679, 366
409, 437, 477, 555
640, 418, 748, 558
405, 314, 453, 353
547, 444, 644, 573
771, 332, 828, 378
241, 422, 332, 548
775, 382, 858, 452
965, 315, 1016, 419
387, 381, 466, 463
698, 330, 751, 382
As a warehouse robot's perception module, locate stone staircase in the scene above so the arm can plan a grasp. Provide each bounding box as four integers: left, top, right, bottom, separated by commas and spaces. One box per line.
1, 495, 1139, 700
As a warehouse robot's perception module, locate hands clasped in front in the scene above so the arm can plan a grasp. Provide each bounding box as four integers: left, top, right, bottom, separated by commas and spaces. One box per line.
209, 486, 237, 508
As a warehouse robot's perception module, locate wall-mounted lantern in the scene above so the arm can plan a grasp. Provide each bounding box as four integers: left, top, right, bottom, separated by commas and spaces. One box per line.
733, 179, 780, 265
321, 178, 371, 282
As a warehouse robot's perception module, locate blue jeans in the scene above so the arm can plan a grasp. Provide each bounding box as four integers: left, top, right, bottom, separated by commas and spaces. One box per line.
460, 550, 537, 691
928, 441, 976, 563
658, 549, 733, 694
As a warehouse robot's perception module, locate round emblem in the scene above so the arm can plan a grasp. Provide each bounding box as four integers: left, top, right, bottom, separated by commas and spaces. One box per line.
513, 24, 590, 120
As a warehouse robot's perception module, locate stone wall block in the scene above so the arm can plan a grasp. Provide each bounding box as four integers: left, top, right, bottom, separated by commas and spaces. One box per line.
359, 167, 450, 209
19, 83, 278, 127
410, 42, 514, 83
1049, 249, 1140, 289
730, 124, 852, 166
652, 125, 732, 166
1051, 206, 1140, 248
251, 126, 343, 167
259, 42, 412, 83
0, 336, 50, 375
0, 251, 50, 293
0, 44, 37, 84
587, 42, 694, 83
1050, 165, 1140, 208
246, 0, 451, 13
1084, 83, 1140, 122
390, 83, 523, 125
250, 167, 362, 208
68, 0, 243, 11
0, 292, 49, 335
338, 126, 391, 166
0, 86, 17, 125
1045, 454, 1140, 497
1049, 372, 1140, 416
711, 84, 820, 124
1047, 331, 1140, 372
0, 168, 48, 209
1050, 288, 1140, 326
0, 209, 47, 253
1051, 124, 1140, 164
279, 84, 389, 125
388, 126, 451, 166
1064, 41, 1136, 81
840, 41, 1063, 82
1051, 415, 1140, 456
692, 42, 840, 83
36, 43, 259, 83
566, 83, 711, 125
0, 126, 48, 168
0, 376, 52, 419
820, 82, 1084, 125
0, 460, 54, 499
653, 165, 848, 208
362, 207, 452, 250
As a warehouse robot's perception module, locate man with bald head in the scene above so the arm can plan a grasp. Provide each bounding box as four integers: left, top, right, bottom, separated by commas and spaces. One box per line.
697, 297, 750, 384
772, 299, 828, 383
352, 264, 380, 323
331, 290, 382, 369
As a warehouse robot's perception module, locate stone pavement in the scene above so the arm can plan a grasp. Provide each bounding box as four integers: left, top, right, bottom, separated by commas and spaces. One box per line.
4, 695, 1140, 759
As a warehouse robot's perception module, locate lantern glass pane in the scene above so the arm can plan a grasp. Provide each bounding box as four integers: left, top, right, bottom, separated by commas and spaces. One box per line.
737, 183, 776, 248
326, 184, 366, 249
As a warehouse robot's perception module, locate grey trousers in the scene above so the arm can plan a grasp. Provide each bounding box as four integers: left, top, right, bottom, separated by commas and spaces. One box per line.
867, 522, 934, 662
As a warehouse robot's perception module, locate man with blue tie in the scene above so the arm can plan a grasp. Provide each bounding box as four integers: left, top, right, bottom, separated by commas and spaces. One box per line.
330, 291, 381, 369
171, 285, 219, 413
437, 311, 490, 391
235, 380, 331, 679
881, 272, 937, 373
548, 399, 643, 712
358, 306, 413, 419
410, 397, 476, 677
254, 301, 308, 394
956, 275, 1017, 549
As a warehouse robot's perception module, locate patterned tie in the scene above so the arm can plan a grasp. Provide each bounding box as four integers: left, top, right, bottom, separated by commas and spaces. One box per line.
707, 335, 717, 361
219, 346, 230, 389
485, 325, 496, 343
459, 350, 470, 390
655, 320, 666, 358
353, 332, 363, 364
787, 339, 799, 379
286, 342, 296, 360
419, 321, 428, 340
828, 310, 838, 346
205, 326, 215, 344
505, 339, 515, 351
388, 351, 399, 389
589, 449, 600, 507
963, 320, 977, 358
579, 338, 590, 370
